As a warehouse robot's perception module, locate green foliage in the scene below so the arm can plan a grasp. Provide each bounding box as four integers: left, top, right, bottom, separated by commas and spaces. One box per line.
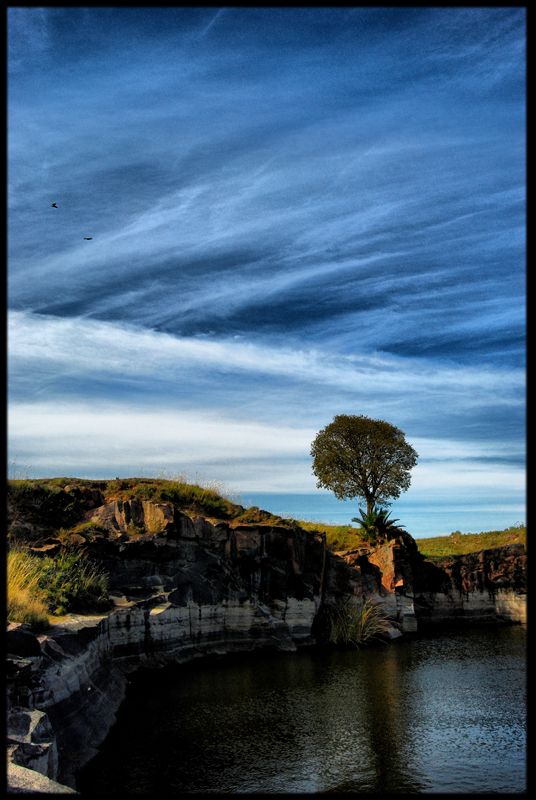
311, 415, 418, 515
104, 478, 237, 519
297, 521, 366, 551
69, 520, 108, 537
321, 597, 392, 647
234, 506, 291, 526
131, 483, 158, 500
417, 526, 527, 558
7, 480, 86, 533
126, 521, 145, 537
159, 482, 233, 518
8, 479, 36, 496
35, 548, 111, 616
351, 505, 404, 546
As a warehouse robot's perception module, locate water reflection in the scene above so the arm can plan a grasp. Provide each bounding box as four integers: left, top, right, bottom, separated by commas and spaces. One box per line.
353, 647, 426, 793
77, 626, 526, 795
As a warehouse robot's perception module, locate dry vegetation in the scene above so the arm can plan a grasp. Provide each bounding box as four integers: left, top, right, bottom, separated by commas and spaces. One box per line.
7, 546, 110, 630
7, 548, 50, 630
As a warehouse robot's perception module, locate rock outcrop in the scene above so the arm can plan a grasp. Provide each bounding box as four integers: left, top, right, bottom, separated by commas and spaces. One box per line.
6, 483, 527, 793
6, 510, 401, 791
412, 544, 527, 625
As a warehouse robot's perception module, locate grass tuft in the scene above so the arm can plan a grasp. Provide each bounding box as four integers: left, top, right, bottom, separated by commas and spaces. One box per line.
36, 548, 110, 615
321, 596, 392, 647
7, 548, 50, 630
7, 545, 111, 622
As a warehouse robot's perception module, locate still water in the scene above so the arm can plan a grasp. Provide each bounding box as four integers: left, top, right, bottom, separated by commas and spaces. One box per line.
78, 626, 526, 794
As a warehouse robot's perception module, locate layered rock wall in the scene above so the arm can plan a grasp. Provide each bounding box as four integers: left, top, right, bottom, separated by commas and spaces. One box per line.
7, 516, 334, 790
412, 544, 527, 625
6, 490, 527, 793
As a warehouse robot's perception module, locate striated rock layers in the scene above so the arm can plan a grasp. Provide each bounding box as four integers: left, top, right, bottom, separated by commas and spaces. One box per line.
7, 510, 388, 790
412, 544, 527, 625
6, 491, 527, 793
335, 532, 527, 627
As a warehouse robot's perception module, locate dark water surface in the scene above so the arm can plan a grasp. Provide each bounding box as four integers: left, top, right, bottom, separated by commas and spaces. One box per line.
78, 626, 526, 794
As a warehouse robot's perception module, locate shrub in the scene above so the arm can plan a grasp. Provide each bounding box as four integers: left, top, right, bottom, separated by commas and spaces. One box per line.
7, 480, 85, 535
7, 548, 50, 631
322, 597, 392, 647
36, 548, 111, 616
131, 483, 158, 500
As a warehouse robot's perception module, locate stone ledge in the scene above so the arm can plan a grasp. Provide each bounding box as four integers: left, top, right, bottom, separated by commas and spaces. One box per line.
7, 762, 77, 794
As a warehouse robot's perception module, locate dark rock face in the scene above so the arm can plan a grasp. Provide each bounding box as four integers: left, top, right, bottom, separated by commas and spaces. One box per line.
6, 492, 528, 792
324, 549, 382, 599
70, 507, 329, 615
427, 544, 527, 595
331, 532, 527, 628
7, 483, 105, 543
410, 544, 527, 625
7, 625, 43, 658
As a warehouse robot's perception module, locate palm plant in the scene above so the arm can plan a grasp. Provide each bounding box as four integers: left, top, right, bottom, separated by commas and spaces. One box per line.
352, 504, 404, 545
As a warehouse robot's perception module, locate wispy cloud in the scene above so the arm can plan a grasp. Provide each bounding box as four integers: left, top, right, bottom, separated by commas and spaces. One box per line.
8, 311, 524, 406
198, 8, 227, 39
8, 399, 525, 498
8, 8, 525, 526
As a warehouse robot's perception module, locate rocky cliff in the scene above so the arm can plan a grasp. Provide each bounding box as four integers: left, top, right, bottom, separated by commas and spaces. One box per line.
6, 496, 389, 790
6, 481, 527, 793
412, 544, 527, 625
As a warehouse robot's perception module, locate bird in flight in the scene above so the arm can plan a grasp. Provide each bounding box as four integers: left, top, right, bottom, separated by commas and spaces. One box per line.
83, 237, 93, 240
51, 202, 58, 208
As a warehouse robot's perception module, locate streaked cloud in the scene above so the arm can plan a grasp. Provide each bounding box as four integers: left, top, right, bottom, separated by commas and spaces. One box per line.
198, 8, 227, 39
8, 311, 524, 410
8, 400, 524, 498
7, 7, 525, 530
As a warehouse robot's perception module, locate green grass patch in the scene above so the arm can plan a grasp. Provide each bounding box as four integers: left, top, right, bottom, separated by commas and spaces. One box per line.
416, 526, 526, 558
7, 480, 88, 537
233, 506, 292, 526
7, 545, 111, 623
297, 521, 367, 551
35, 548, 111, 615
103, 478, 238, 519
68, 520, 109, 536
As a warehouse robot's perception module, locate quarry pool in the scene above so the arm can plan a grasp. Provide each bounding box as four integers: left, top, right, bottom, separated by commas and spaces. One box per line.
77, 625, 526, 794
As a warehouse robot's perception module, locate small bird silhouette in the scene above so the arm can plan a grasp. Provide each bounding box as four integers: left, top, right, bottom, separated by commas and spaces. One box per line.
51, 202, 58, 208
83, 237, 93, 240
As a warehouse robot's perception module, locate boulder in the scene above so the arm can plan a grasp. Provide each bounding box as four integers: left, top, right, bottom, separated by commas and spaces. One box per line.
7, 624, 43, 657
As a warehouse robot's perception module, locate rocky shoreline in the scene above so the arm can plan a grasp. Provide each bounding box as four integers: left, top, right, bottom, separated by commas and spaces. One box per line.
7, 491, 526, 794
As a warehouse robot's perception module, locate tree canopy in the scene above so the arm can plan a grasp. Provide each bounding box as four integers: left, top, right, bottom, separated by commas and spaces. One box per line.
310, 414, 418, 515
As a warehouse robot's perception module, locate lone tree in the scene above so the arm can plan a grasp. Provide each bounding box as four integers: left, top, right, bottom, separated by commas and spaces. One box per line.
310, 414, 418, 517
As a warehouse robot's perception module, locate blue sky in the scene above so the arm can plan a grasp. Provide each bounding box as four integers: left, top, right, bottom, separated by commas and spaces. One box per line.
8, 7, 526, 532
